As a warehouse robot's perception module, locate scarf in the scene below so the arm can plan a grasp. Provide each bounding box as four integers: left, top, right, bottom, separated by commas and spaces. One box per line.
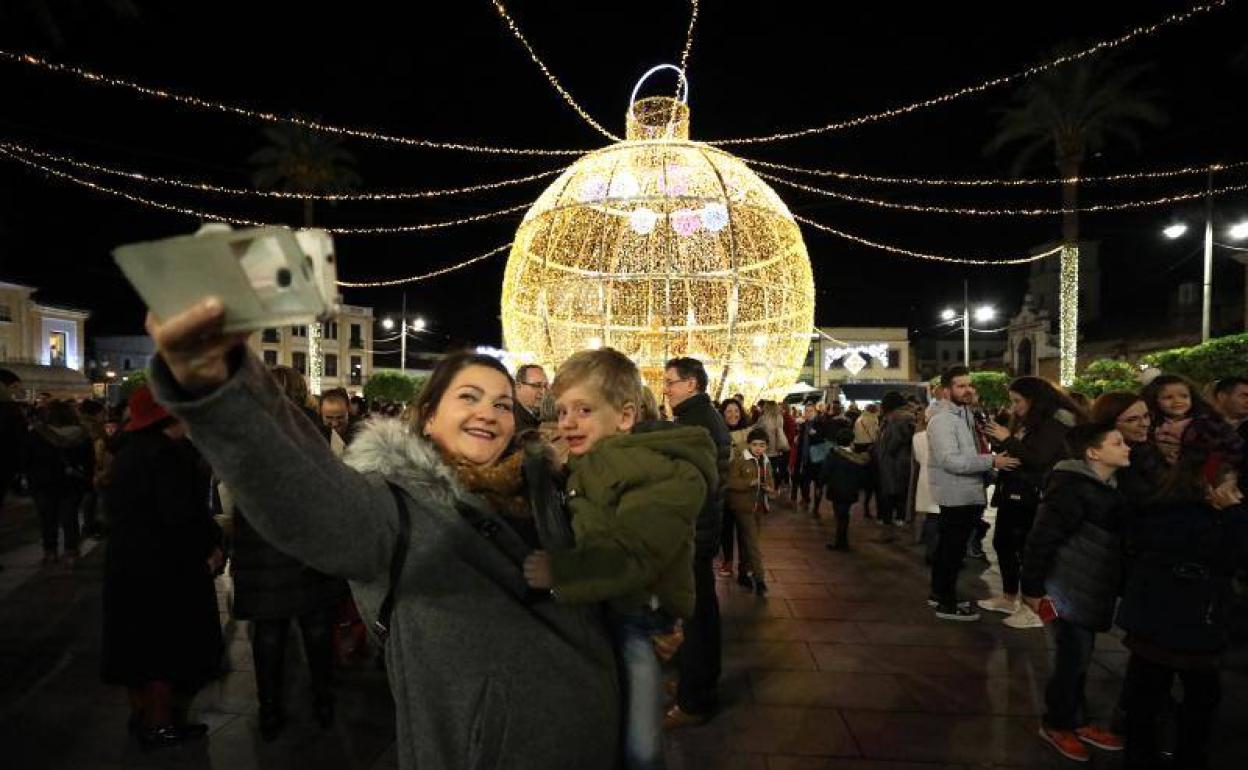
441, 448, 531, 519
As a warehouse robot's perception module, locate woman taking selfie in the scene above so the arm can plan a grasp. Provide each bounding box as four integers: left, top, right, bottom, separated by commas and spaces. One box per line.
144, 298, 619, 770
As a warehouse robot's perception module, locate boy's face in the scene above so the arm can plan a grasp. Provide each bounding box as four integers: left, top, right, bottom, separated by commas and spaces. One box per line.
556, 382, 636, 456
1088, 430, 1131, 469
748, 439, 768, 458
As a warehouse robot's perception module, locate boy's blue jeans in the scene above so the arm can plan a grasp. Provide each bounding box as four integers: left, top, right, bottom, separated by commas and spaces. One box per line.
609, 606, 676, 770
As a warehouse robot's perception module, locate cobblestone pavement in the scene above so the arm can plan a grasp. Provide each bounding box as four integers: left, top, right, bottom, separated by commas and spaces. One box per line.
1, 494, 1245, 769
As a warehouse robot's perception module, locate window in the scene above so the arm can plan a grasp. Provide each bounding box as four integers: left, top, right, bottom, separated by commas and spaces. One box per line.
325, 354, 338, 377
292, 351, 307, 374
886, 350, 900, 369
123, 358, 132, 370
292, 326, 307, 337
941, 349, 950, 362
48, 331, 67, 367
971, 349, 981, 361
262, 328, 280, 343
1177, 282, 1198, 307
324, 322, 338, 340
350, 324, 363, 348
350, 355, 362, 384
0, 303, 11, 322
262, 349, 278, 367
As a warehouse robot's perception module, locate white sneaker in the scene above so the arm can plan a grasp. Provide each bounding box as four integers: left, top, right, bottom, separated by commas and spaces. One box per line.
1003, 605, 1045, 629
976, 596, 1019, 615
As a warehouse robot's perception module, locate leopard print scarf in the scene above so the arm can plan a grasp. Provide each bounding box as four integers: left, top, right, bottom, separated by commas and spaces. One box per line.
442, 448, 531, 519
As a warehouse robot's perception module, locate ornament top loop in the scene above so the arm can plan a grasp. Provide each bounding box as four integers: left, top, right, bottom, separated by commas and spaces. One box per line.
629, 64, 689, 107
626, 65, 691, 141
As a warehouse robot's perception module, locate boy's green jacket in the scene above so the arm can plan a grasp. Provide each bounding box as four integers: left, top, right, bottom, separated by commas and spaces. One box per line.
549, 423, 717, 618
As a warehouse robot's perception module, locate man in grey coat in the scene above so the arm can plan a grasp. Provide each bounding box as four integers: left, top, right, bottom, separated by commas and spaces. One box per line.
926, 366, 1018, 622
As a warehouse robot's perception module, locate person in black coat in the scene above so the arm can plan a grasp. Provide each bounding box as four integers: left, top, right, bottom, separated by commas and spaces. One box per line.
101, 386, 223, 749
1020, 424, 1131, 761
227, 366, 351, 740
1115, 418, 1246, 769
25, 399, 94, 564
874, 392, 916, 528
980, 376, 1079, 621
820, 427, 869, 551
662, 357, 730, 727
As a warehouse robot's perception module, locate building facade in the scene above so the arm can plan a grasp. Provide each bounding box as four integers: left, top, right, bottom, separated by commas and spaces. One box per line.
246, 304, 376, 393
800, 327, 915, 388
0, 280, 92, 398
92, 335, 156, 378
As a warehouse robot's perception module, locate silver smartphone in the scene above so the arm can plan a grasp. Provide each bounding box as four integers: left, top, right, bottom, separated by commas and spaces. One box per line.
113, 225, 342, 333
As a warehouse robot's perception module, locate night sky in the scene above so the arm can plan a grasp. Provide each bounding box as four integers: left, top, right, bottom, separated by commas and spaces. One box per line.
1, 1, 1245, 357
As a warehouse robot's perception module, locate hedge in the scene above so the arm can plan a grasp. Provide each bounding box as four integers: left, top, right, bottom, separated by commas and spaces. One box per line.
1140, 332, 1248, 385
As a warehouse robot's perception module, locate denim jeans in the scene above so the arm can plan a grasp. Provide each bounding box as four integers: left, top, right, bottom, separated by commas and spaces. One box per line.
1044, 619, 1096, 730
610, 606, 676, 770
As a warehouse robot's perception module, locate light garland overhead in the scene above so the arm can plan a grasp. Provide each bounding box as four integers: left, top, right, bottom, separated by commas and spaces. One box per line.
0, 141, 566, 200
744, 156, 1248, 187
709, 0, 1228, 145
337, 243, 511, 287
0, 146, 530, 235
761, 170, 1248, 217
501, 66, 815, 404
489, 0, 620, 141
0, 49, 589, 156
793, 214, 1063, 266
678, 0, 699, 83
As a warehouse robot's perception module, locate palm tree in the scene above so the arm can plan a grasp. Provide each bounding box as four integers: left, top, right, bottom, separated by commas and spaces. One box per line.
250, 125, 361, 394
986, 45, 1166, 382
249, 125, 362, 228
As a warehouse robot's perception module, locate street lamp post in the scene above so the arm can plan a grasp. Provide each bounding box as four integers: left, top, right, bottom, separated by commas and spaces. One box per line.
941, 279, 996, 368
382, 292, 429, 377
1161, 168, 1248, 342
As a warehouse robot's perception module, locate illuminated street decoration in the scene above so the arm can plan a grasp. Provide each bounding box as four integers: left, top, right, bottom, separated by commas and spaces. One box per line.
501, 66, 815, 402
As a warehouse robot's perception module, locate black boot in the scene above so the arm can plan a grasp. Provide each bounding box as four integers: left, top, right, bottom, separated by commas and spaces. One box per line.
252, 619, 288, 742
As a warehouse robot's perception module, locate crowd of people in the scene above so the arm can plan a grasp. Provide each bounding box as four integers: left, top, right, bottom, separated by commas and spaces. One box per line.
3, 315, 1247, 769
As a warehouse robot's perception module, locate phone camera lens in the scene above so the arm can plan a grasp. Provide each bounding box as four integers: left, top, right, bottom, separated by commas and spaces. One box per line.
276, 268, 292, 287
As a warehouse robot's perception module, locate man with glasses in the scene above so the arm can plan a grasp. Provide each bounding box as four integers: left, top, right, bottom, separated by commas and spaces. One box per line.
514, 364, 549, 435
661, 357, 731, 729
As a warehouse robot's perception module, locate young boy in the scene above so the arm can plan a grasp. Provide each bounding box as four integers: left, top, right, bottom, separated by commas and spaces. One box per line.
1019, 423, 1130, 763
521, 348, 716, 770
819, 428, 869, 551
725, 427, 775, 595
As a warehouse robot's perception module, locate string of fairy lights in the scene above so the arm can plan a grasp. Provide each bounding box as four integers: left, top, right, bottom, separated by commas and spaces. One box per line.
0, 146, 532, 235
0, 141, 566, 200
337, 243, 513, 287
760, 169, 1248, 217
489, 0, 620, 141
743, 156, 1248, 187
792, 215, 1064, 266
0, 0, 1237, 284
708, 0, 1230, 144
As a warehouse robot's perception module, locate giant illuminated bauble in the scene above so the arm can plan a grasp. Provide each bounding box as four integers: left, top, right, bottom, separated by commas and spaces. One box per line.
501, 68, 815, 403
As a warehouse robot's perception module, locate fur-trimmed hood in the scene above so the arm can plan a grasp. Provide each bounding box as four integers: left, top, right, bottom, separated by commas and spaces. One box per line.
342, 417, 468, 509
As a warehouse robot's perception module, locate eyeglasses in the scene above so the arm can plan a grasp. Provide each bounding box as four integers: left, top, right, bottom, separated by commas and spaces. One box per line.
519, 380, 548, 390
662, 377, 691, 388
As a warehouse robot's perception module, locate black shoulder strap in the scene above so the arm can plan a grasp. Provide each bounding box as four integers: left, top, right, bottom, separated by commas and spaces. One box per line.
376, 482, 412, 640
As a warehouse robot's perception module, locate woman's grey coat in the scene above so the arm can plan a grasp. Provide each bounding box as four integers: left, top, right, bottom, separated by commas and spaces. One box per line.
151, 352, 619, 770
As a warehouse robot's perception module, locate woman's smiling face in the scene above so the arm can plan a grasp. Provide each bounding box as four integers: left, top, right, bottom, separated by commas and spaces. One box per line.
423, 365, 516, 467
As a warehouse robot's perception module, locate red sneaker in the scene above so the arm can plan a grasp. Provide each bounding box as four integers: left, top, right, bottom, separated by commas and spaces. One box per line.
1075, 724, 1124, 751
1038, 725, 1090, 762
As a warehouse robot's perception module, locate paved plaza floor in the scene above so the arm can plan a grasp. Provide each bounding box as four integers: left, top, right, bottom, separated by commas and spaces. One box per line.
1, 494, 1245, 769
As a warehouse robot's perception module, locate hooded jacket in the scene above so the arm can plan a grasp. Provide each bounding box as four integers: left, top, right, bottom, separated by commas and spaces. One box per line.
150, 351, 619, 770
725, 448, 772, 517
1020, 460, 1125, 631
550, 422, 715, 618
818, 445, 869, 504
25, 421, 94, 492
671, 392, 731, 560
924, 399, 992, 507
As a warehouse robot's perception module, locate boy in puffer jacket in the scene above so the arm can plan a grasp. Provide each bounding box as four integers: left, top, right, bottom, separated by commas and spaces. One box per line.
521, 348, 716, 770
725, 427, 775, 595
1020, 423, 1131, 763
